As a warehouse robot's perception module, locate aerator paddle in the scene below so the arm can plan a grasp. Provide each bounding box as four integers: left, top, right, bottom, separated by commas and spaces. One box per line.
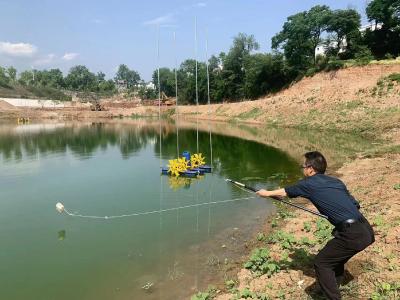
226, 179, 328, 219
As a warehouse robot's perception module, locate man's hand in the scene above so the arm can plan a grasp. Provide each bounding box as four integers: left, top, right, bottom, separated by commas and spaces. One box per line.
256, 189, 271, 198
256, 188, 287, 198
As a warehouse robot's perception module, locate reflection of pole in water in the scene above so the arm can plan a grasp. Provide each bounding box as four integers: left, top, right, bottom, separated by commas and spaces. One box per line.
208, 179, 213, 237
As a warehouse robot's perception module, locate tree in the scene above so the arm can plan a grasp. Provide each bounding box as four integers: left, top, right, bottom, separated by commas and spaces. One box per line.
308, 5, 332, 64
47, 69, 64, 88
365, 0, 400, 57
6, 67, 17, 82
114, 64, 141, 89
137, 83, 157, 100
98, 79, 116, 93
18, 70, 34, 86
272, 5, 332, 70
367, 0, 400, 27
243, 53, 289, 99
0, 66, 10, 87
65, 65, 97, 91
272, 11, 314, 71
151, 68, 176, 97
326, 9, 362, 58
177, 59, 208, 104
96, 72, 106, 83
207, 54, 225, 103
32, 69, 64, 88
220, 33, 260, 100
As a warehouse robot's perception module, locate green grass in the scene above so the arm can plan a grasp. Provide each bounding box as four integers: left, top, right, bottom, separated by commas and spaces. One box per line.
386, 73, 400, 83
191, 286, 218, 300
236, 107, 263, 119
371, 282, 400, 300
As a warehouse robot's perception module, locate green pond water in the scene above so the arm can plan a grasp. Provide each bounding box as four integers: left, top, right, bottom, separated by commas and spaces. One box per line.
0, 121, 372, 300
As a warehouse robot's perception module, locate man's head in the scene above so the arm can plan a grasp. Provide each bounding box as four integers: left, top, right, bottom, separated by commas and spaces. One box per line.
302, 151, 327, 176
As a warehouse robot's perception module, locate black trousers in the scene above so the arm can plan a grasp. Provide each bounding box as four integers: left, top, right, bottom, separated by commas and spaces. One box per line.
314, 219, 375, 300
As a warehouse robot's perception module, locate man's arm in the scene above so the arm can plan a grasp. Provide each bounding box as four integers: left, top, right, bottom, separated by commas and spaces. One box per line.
256, 188, 287, 198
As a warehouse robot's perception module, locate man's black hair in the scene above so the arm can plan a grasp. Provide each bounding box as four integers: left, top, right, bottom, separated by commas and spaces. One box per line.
304, 151, 327, 174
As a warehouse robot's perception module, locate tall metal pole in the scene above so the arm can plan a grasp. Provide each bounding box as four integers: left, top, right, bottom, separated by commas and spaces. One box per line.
174, 31, 179, 157
205, 28, 213, 168
195, 17, 199, 153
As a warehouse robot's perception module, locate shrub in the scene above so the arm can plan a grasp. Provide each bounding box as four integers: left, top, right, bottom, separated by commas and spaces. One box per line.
354, 46, 374, 66
325, 59, 345, 71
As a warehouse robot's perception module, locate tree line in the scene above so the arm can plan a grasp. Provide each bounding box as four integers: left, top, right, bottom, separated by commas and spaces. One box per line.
0, 0, 398, 103
154, 0, 399, 104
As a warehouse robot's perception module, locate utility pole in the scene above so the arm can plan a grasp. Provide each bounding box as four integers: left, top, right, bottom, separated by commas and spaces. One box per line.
31, 66, 35, 82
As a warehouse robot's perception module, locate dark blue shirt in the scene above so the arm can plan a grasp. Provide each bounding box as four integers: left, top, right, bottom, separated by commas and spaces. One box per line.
285, 174, 361, 226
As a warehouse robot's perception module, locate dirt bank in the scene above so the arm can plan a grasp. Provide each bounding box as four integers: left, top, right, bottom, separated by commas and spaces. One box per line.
130, 63, 400, 140
205, 153, 399, 300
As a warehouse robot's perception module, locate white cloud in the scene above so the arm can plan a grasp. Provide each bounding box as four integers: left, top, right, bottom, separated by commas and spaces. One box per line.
194, 2, 207, 7
0, 41, 37, 57
33, 53, 56, 66
62, 52, 79, 61
143, 13, 176, 26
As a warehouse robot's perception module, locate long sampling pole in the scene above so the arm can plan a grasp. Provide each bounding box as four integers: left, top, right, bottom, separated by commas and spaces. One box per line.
226, 179, 328, 219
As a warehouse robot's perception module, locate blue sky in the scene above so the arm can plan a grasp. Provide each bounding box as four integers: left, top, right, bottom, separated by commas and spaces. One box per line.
0, 0, 370, 80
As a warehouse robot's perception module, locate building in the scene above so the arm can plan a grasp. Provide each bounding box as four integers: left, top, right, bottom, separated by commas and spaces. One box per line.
315, 22, 383, 57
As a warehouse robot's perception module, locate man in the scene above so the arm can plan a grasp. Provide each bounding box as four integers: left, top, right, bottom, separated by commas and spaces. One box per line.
256, 151, 375, 300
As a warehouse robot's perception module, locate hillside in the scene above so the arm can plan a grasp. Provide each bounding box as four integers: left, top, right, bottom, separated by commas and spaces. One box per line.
0, 83, 71, 101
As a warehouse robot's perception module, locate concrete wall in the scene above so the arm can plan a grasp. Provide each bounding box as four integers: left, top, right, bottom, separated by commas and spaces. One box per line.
0, 98, 90, 108
0, 98, 70, 108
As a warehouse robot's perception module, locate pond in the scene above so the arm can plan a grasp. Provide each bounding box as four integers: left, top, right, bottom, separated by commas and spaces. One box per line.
0, 120, 373, 300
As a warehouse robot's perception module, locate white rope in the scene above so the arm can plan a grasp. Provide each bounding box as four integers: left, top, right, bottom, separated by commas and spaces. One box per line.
61, 195, 256, 220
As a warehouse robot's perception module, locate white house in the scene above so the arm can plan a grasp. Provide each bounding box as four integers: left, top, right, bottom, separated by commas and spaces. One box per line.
315, 22, 383, 57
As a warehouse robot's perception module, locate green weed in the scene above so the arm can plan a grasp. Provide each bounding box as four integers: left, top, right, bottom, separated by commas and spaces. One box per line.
371, 282, 400, 300
339, 281, 359, 299
267, 230, 296, 250
225, 279, 237, 291
236, 107, 263, 119
191, 286, 218, 300
303, 221, 312, 232
191, 292, 211, 300
314, 218, 333, 244
257, 232, 266, 241
244, 248, 282, 277
373, 215, 385, 228
386, 73, 400, 83
231, 288, 271, 300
